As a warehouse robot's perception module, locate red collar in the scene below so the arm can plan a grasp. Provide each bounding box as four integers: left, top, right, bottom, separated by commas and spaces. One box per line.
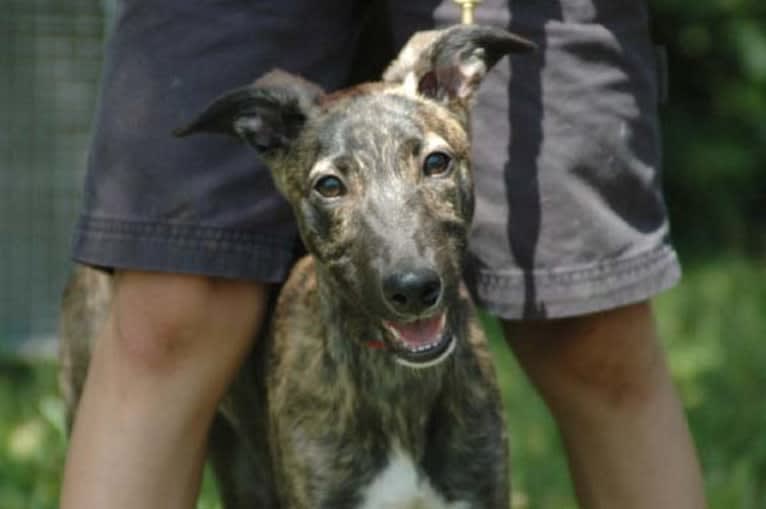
364, 339, 387, 350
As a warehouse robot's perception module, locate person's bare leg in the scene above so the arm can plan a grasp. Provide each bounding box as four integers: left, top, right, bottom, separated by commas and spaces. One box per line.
61, 270, 269, 509
504, 301, 705, 509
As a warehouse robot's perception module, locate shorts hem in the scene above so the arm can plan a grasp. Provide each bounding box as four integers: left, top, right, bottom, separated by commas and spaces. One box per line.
72, 216, 298, 283
469, 244, 682, 320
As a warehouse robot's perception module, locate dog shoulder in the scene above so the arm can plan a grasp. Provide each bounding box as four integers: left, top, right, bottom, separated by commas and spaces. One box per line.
271, 255, 321, 361
275, 255, 317, 318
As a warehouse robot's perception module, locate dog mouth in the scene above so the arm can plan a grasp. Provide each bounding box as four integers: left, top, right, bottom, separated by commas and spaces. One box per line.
382, 312, 455, 368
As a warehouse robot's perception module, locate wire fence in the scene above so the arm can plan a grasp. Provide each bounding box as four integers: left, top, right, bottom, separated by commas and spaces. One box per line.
0, 0, 110, 358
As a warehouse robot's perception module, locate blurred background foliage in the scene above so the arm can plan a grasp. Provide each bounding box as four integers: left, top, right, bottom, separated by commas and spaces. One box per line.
1, 0, 764, 508
651, 0, 766, 256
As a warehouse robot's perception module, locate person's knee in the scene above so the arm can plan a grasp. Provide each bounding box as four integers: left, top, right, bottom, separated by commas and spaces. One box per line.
107, 270, 269, 372
503, 301, 668, 409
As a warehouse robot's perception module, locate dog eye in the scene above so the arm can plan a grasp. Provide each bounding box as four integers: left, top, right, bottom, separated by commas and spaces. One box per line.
423, 152, 452, 177
314, 175, 346, 198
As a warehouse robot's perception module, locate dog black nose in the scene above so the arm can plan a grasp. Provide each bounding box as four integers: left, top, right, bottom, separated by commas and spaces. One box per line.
383, 268, 443, 315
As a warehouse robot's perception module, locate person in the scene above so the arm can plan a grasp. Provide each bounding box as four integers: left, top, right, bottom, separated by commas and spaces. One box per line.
60, 1, 706, 508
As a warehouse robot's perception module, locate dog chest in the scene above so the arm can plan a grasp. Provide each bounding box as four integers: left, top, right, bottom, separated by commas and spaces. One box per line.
358, 446, 469, 509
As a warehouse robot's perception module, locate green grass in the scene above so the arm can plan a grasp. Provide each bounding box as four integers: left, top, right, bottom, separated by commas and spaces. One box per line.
1, 256, 764, 509
658, 257, 766, 509
0, 362, 65, 509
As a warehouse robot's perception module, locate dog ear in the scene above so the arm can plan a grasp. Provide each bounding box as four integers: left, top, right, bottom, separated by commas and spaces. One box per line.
174, 69, 323, 157
384, 25, 535, 108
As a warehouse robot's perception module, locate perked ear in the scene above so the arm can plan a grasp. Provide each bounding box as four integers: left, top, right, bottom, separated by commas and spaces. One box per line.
384, 25, 535, 108
174, 69, 324, 156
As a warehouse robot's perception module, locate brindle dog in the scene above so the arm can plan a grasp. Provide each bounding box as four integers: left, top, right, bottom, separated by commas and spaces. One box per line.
59, 25, 534, 509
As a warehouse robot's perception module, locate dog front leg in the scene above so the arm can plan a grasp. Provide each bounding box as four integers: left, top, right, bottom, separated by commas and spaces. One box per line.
423, 376, 510, 507
273, 424, 388, 509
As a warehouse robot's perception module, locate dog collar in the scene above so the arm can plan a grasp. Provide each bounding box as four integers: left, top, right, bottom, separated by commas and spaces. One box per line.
364, 339, 387, 350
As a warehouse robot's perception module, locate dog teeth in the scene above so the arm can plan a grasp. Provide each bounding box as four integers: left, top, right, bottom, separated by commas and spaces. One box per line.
388, 328, 402, 341
394, 336, 457, 370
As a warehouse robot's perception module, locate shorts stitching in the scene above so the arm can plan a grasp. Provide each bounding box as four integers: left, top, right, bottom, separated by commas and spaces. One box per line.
472, 244, 675, 290
76, 216, 295, 255
72, 216, 298, 282
469, 244, 680, 319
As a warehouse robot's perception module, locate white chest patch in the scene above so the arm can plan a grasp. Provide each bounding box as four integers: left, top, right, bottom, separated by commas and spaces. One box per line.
358, 446, 470, 509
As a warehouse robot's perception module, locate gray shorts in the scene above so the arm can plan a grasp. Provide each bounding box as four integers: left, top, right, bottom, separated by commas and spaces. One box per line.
73, 0, 680, 320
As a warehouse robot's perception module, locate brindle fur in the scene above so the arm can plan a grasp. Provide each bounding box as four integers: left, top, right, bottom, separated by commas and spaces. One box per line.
59, 25, 534, 509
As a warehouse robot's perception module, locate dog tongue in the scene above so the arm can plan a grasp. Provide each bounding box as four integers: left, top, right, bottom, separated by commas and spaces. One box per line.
387, 313, 445, 346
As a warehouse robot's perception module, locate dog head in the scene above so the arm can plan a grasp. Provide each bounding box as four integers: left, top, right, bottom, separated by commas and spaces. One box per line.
176, 26, 533, 368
